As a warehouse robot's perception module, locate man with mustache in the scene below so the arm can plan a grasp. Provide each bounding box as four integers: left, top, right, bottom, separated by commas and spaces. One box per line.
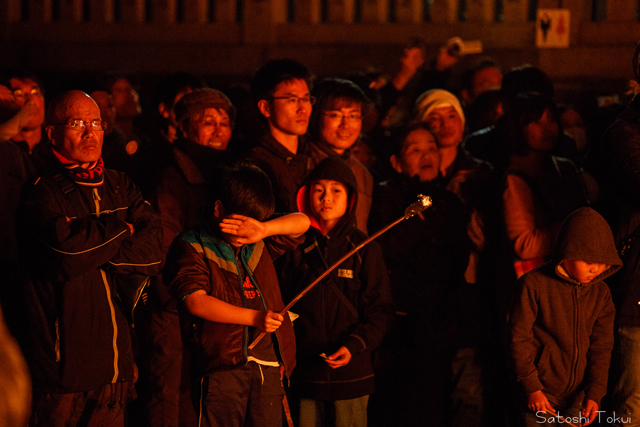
17, 90, 162, 426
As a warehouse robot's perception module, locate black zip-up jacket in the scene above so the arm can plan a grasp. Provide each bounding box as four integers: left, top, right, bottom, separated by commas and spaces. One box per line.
17, 164, 163, 393
247, 132, 314, 213
283, 157, 394, 400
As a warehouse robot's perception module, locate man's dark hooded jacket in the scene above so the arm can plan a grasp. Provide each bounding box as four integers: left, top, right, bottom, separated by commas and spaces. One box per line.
283, 157, 394, 400
509, 207, 621, 407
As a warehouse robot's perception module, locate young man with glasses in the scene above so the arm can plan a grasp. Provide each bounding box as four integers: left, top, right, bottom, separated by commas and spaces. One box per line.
306, 78, 374, 234
17, 90, 162, 426
248, 58, 315, 213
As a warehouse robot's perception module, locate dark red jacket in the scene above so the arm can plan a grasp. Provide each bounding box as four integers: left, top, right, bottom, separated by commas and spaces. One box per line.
164, 220, 300, 381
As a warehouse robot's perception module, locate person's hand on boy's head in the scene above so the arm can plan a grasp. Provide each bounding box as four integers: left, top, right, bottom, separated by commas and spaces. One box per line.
527, 390, 555, 414
254, 309, 284, 333
220, 214, 267, 246
324, 346, 351, 369
581, 399, 598, 426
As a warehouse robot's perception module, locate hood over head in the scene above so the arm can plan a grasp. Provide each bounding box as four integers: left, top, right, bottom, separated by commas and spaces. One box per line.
552, 207, 622, 283
297, 157, 357, 237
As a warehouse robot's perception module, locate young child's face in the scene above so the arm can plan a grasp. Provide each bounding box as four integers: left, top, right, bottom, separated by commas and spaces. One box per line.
562, 260, 608, 284
310, 179, 348, 232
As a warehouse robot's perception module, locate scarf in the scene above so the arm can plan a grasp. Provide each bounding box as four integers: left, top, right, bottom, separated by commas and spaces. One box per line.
52, 148, 104, 187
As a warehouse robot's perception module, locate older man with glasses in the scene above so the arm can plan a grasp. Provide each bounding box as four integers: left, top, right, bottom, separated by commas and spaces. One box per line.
16, 90, 162, 426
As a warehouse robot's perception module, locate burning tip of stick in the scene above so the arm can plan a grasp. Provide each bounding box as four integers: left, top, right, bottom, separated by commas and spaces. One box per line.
404, 194, 433, 218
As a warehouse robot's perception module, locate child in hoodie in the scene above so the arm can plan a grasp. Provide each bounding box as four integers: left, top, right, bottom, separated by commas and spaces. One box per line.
508, 207, 621, 427
283, 157, 394, 427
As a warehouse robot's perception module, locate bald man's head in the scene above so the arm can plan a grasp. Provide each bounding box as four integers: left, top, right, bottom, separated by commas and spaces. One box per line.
46, 90, 105, 167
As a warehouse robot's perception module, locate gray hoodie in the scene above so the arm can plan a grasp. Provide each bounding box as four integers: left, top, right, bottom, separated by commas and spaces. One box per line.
509, 207, 621, 407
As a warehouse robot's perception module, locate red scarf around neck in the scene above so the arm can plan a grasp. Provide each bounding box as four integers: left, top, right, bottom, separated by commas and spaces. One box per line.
52, 148, 104, 187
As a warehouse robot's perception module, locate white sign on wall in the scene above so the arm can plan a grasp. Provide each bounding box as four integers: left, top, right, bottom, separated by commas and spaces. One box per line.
536, 9, 570, 48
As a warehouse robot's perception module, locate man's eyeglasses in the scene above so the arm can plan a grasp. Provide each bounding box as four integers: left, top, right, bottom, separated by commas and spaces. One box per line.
52, 119, 107, 131
269, 95, 316, 106
12, 87, 43, 99
323, 112, 363, 123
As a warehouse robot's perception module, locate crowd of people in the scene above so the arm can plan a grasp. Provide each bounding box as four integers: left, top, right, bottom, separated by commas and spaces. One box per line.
2, 38, 640, 427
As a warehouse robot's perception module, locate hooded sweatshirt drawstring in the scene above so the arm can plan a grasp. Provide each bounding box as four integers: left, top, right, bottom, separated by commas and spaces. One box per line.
107, 383, 116, 409
107, 380, 126, 409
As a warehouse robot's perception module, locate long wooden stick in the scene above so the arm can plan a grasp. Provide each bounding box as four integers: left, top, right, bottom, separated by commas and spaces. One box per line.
248, 194, 432, 350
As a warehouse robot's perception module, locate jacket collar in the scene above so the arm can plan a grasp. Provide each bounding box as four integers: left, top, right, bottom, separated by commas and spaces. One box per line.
258, 131, 309, 160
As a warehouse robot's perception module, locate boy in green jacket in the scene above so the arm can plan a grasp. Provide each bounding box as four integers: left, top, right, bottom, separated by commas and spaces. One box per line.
164, 163, 309, 427
509, 207, 621, 426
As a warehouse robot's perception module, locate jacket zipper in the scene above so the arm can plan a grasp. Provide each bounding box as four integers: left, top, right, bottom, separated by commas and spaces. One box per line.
240, 247, 291, 381
55, 318, 61, 362
228, 244, 249, 363
101, 269, 120, 382
93, 188, 101, 217
565, 285, 581, 395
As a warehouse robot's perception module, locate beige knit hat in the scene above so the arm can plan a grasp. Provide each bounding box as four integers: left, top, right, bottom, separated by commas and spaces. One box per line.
174, 88, 236, 128
414, 89, 465, 129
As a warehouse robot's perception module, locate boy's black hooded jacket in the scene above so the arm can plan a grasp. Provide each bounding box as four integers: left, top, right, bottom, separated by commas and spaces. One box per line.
509, 207, 621, 407
283, 157, 394, 400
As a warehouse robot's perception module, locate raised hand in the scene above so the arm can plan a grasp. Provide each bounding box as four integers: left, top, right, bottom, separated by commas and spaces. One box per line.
220, 214, 266, 245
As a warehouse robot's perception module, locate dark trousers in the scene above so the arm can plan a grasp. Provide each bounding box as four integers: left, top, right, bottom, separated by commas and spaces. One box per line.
134, 283, 196, 427
30, 381, 132, 427
193, 363, 284, 427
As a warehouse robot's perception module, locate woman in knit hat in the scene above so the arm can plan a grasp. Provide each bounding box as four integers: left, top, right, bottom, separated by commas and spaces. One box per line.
141, 87, 237, 427
174, 87, 236, 151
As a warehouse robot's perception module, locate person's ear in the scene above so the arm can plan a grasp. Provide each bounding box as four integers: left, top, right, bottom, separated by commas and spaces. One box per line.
177, 120, 189, 138
46, 125, 57, 146
257, 99, 271, 118
460, 89, 471, 104
389, 154, 403, 174
158, 102, 170, 119
213, 200, 225, 220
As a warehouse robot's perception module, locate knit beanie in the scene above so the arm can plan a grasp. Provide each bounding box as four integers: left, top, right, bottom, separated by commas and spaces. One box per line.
414, 89, 465, 129
174, 88, 236, 128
